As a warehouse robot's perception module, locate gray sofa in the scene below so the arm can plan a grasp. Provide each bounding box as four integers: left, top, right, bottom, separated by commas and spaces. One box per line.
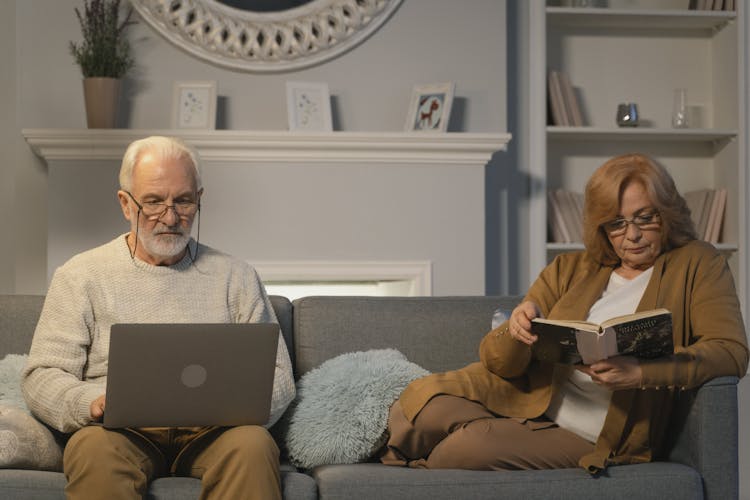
0, 294, 740, 500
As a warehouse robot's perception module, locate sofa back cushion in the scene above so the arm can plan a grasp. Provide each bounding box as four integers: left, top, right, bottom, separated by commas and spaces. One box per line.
0, 295, 45, 358
269, 295, 294, 368
292, 296, 523, 376
0, 294, 294, 362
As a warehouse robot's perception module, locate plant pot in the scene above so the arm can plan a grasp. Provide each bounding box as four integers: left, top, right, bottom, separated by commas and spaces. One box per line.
82, 77, 121, 128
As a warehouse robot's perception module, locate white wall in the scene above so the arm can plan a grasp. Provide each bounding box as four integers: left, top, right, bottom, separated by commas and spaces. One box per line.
45, 157, 487, 295
0, 1, 15, 294
5, 0, 508, 294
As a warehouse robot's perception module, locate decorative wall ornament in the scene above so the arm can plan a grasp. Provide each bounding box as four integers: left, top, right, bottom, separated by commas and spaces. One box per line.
129, 0, 404, 73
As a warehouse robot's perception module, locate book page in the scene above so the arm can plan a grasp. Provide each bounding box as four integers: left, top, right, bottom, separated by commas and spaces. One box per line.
575, 330, 617, 364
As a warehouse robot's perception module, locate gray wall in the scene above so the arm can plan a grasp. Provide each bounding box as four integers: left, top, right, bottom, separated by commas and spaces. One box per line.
3, 0, 509, 295
0, 0, 15, 294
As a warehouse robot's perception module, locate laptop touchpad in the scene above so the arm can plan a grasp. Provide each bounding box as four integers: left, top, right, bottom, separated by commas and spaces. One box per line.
181, 364, 207, 388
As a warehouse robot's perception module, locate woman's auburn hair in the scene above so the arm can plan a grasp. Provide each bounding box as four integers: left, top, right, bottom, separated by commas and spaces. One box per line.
583, 153, 698, 266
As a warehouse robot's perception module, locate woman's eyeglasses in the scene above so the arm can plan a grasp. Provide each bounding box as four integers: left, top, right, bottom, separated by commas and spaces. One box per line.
601, 211, 660, 236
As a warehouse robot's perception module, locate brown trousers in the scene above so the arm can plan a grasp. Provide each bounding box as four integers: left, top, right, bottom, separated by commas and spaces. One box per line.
63, 425, 281, 500
381, 395, 594, 470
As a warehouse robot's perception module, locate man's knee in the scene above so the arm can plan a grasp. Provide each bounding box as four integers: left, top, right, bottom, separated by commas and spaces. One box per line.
64, 426, 159, 476
222, 426, 279, 463
64, 426, 108, 465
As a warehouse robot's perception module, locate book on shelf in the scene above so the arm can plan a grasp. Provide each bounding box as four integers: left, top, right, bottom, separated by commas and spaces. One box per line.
691, 0, 734, 10
547, 70, 585, 127
547, 71, 569, 126
547, 190, 571, 243
706, 188, 727, 244
684, 188, 712, 239
683, 188, 726, 244
557, 189, 583, 242
547, 189, 584, 243
558, 72, 585, 127
531, 308, 673, 365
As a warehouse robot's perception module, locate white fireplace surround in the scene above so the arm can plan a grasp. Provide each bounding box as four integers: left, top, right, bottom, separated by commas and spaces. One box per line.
23, 129, 510, 295
254, 260, 432, 296
22, 129, 510, 165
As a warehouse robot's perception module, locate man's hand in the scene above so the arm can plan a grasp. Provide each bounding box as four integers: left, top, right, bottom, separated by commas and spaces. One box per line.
577, 356, 643, 391
90, 394, 106, 420
507, 301, 542, 345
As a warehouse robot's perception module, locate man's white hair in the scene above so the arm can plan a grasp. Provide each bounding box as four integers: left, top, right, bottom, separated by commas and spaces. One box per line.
119, 136, 202, 192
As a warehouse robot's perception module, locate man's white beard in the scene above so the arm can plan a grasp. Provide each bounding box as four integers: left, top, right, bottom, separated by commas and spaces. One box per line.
137, 223, 192, 261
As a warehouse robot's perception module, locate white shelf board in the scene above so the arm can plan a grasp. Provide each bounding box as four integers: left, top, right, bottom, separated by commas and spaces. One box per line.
547, 242, 738, 253
547, 127, 737, 144
22, 129, 511, 166
546, 7, 735, 32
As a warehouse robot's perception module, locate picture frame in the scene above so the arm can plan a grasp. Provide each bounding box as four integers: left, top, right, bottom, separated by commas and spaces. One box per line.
171, 81, 217, 129
404, 82, 455, 132
286, 81, 333, 132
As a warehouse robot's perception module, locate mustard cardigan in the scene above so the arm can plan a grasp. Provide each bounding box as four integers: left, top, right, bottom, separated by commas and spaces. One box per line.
399, 240, 749, 472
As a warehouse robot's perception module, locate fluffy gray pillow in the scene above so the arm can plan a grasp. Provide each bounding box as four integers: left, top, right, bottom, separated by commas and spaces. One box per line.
280, 348, 429, 469
0, 404, 63, 471
0, 354, 28, 411
0, 354, 63, 471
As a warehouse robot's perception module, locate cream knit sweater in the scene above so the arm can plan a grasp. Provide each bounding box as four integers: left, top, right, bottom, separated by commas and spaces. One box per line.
21, 234, 295, 433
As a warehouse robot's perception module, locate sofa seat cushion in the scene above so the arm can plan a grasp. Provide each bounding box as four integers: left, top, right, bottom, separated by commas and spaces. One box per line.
311, 462, 703, 500
0, 467, 317, 500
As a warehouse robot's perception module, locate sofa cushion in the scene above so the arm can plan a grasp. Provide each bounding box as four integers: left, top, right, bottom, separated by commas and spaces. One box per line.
312, 462, 704, 500
0, 295, 45, 358
0, 405, 63, 472
293, 296, 524, 376
0, 355, 27, 411
280, 349, 428, 469
0, 355, 63, 472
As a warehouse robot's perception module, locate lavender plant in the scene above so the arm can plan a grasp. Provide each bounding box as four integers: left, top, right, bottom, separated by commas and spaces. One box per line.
69, 0, 135, 78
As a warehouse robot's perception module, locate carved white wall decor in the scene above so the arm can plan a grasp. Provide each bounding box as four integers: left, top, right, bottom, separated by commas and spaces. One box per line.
129, 0, 404, 72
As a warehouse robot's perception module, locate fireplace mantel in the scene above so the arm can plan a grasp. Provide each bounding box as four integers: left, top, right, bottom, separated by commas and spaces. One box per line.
22, 129, 511, 165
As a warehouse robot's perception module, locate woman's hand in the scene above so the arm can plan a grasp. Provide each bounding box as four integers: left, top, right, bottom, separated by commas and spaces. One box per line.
577, 356, 643, 391
508, 301, 542, 345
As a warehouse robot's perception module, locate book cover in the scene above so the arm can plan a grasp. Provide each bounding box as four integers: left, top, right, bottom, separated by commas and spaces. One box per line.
683, 188, 710, 233
558, 72, 584, 127
698, 189, 716, 241
555, 189, 582, 242
547, 191, 567, 243
531, 308, 673, 365
547, 190, 571, 243
548, 71, 569, 126
707, 188, 727, 244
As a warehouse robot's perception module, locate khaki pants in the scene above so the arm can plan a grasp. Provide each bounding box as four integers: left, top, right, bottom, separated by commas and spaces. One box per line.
381, 395, 594, 470
63, 425, 281, 500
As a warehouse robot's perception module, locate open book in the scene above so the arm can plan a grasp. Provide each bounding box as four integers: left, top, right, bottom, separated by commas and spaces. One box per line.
530, 308, 673, 365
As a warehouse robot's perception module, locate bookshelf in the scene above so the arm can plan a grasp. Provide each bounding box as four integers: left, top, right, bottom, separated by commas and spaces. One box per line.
521, 1, 748, 315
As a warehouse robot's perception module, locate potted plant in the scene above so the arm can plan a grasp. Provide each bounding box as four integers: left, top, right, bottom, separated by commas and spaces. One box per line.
69, 0, 135, 128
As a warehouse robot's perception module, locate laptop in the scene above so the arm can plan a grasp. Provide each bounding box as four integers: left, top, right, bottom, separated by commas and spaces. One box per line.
102, 323, 278, 428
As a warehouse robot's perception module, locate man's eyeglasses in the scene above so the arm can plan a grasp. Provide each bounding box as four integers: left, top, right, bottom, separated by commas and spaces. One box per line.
601, 211, 660, 236
125, 191, 199, 220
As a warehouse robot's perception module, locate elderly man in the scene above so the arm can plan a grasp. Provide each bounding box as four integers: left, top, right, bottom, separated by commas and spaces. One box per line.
22, 136, 295, 499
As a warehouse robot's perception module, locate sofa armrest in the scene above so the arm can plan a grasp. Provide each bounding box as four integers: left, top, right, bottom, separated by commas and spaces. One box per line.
667, 375, 739, 500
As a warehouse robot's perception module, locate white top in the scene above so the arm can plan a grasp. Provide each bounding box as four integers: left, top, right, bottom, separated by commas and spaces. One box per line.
22, 235, 296, 433
545, 267, 653, 443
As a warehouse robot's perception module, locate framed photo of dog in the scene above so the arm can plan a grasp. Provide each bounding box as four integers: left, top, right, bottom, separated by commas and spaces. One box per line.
404, 82, 455, 133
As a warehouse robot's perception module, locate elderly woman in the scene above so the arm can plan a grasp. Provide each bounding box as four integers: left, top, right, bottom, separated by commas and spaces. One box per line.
381, 153, 749, 473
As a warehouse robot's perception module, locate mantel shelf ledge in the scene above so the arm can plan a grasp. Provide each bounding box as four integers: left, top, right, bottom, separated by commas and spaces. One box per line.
22, 129, 511, 166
